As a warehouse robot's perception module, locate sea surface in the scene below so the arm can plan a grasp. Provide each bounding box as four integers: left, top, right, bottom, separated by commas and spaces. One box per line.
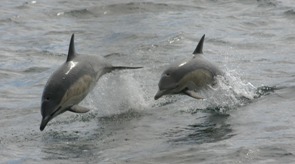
1, 0, 295, 163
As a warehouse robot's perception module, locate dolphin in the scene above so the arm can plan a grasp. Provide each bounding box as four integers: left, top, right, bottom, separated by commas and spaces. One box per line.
40, 34, 142, 131
154, 34, 223, 100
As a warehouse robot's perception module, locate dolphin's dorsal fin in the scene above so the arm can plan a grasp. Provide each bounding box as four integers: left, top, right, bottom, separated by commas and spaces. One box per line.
192, 34, 205, 55
66, 34, 76, 62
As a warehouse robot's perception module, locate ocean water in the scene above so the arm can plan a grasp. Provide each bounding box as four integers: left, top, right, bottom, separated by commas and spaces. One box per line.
1, 0, 295, 163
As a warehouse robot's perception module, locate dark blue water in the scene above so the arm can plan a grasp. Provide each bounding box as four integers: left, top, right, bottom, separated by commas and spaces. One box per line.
1, 0, 295, 163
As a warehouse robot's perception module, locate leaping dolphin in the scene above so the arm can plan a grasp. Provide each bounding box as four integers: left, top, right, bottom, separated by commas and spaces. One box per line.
154, 34, 223, 100
40, 34, 142, 131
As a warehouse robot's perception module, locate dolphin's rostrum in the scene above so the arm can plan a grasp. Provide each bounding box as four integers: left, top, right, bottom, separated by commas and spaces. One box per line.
40, 34, 142, 131
154, 34, 223, 100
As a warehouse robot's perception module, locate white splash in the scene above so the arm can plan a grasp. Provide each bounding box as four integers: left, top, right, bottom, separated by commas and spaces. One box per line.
80, 72, 146, 117
201, 69, 257, 112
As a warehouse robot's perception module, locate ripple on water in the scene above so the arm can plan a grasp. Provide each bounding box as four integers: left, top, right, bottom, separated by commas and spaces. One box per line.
284, 9, 295, 18
164, 113, 234, 145
257, 0, 280, 8
55, 2, 203, 19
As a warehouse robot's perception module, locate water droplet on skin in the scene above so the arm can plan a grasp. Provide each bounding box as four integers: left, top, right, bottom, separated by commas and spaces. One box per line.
57, 12, 64, 16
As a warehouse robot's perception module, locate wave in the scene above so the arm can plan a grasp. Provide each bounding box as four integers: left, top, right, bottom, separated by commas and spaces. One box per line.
57, 8, 97, 18
103, 2, 201, 14
284, 9, 295, 18
56, 2, 202, 18
257, 0, 280, 7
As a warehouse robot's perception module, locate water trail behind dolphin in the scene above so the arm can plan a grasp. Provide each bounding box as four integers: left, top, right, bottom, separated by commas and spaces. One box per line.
198, 68, 277, 113
202, 69, 257, 112
80, 72, 147, 118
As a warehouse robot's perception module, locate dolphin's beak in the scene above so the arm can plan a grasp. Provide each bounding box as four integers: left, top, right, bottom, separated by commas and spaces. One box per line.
154, 90, 167, 100
40, 116, 51, 131
40, 106, 63, 131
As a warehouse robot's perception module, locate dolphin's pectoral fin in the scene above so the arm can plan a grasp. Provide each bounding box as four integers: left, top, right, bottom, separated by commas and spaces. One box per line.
184, 90, 204, 99
68, 105, 90, 113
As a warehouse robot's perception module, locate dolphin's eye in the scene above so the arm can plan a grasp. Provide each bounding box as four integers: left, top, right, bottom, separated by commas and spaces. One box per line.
46, 97, 50, 101
166, 73, 170, 77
